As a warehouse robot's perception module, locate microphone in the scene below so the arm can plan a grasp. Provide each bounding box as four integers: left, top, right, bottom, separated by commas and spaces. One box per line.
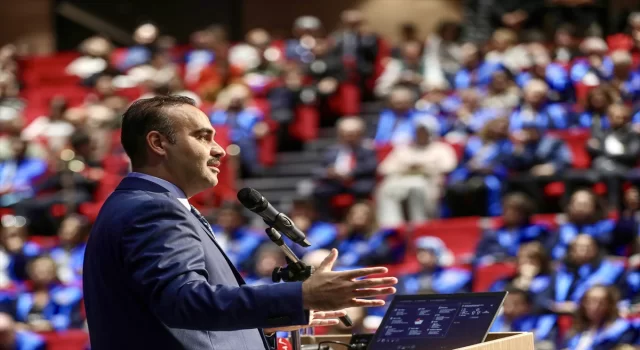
237, 188, 311, 247
237, 188, 353, 328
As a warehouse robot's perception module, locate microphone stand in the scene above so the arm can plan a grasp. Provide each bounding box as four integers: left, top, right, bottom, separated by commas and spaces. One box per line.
265, 226, 313, 350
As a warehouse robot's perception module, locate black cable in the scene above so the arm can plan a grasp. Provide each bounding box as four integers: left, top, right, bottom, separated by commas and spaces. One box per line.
317, 340, 352, 350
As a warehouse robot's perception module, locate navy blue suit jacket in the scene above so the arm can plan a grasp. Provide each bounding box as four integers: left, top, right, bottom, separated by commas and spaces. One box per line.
83, 177, 307, 350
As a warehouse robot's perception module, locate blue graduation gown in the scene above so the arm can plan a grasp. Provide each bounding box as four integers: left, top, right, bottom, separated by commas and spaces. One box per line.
564, 318, 638, 350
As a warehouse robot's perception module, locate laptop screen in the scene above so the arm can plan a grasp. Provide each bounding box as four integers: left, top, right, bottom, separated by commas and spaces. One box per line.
368, 292, 507, 350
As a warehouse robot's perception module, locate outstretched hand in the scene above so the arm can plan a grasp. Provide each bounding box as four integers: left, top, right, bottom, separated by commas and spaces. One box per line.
263, 309, 348, 334
301, 249, 397, 311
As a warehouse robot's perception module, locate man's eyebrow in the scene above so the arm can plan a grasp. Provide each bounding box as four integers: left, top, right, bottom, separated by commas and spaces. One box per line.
192, 128, 214, 135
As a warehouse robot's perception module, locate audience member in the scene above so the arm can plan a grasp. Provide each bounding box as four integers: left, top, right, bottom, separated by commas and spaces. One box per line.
13, 256, 83, 332
510, 79, 569, 131
375, 41, 424, 98
564, 285, 638, 349
333, 201, 404, 267
397, 236, 471, 294
422, 21, 462, 89
489, 287, 557, 346
66, 37, 113, 80
517, 47, 571, 103
49, 215, 88, 286
304, 38, 344, 104
0, 217, 40, 282
0, 313, 45, 350
332, 9, 378, 87
576, 85, 616, 133
476, 195, 554, 264
609, 50, 640, 104
118, 23, 159, 71
245, 245, 284, 285
375, 86, 424, 146
313, 117, 376, 219
549, 235, 626, 315
570, 37, 613, 86
508, 119, 573, 205
0, 136, 47, 208
288, 197, 338, 257
376, 117, 457, 226
21, 96, 75, 153
443, 88, 498, 143
209, 84, 268, 177
209, 202, 264, 272
454, 42, 501, 89
0, 73, 24, 127
488, 242, 553, 311
447, 117, 512, 216
14, 130, 102, 236
574, 104, 640, 209
485, 28, 530, 73
286, 16, 323, 63
482, 68, 521, 115
552, 189, 615, 259
552, 24, 581, 65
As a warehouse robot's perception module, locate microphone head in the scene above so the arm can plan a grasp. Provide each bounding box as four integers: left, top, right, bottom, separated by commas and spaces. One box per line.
237, 188, 267, 212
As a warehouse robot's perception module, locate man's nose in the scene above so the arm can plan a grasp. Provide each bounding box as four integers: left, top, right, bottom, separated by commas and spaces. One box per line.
211, 141, 226, 159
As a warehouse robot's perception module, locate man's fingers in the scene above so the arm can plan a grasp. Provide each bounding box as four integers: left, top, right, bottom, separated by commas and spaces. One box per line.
339, 266, 389, 279
352, 277, 398, 289
349, 299, 387, 308
316, 249, 338, 272
309, 319, 341, 327
352, 287, 397, 298
313, 310, 348, 319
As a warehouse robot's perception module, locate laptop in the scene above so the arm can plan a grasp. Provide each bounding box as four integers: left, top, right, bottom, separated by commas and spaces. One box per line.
367, 292, 507, 350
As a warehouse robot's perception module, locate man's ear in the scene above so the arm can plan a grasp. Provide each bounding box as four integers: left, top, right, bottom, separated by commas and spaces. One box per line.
146, 131, 168, 157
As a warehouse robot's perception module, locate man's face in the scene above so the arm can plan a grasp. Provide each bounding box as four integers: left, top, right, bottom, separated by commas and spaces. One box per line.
163, 105, 225, 197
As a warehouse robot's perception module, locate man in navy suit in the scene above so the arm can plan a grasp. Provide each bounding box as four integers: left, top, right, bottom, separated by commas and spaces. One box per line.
83, 96, 397, 350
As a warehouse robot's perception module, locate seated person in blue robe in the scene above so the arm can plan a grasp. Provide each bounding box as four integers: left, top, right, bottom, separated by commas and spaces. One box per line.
446, 117, 512, 216
209, 84, 269, 177
0, 313, 45, 350
516, 50, 571, 103
609, 50, 640, 105
575, 85, 615, 134
0, 136, 47, 208
398, 236, 471, 295
441, 88, 499, 144
374, 86, 423, 146
570, 37, 613, 86
548, 235, 626, 316
507, 119, 573, 206
244, 245, 285, 286
475, 194, 554, 265
287, 197, 338, 259
488, 242, 553, 313
11, 256, 83, 332
454, 43, 501, 90
564, 284, 638, 350
509, 79, 569, 131
489, 287, 557, 345
552, 189, 615, 259
0, 219, 40, 282
49, 214, 88, 286
332, 201, 405, 268
208, 202, 265, 274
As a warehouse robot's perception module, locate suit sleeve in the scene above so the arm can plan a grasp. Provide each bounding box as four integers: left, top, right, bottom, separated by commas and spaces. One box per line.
121, 201, 308, 331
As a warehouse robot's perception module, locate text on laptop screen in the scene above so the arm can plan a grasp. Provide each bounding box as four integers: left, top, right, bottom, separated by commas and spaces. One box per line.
368, 293, 505, 350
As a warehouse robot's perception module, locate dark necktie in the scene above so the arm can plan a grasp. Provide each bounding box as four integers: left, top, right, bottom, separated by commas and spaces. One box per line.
190, 205, 216, 240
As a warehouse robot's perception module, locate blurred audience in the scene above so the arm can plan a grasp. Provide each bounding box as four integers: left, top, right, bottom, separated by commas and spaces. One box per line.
376, 117, 457, 226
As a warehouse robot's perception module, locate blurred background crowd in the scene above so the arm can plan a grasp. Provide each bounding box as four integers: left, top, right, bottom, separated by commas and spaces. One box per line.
2, 0, 640, 349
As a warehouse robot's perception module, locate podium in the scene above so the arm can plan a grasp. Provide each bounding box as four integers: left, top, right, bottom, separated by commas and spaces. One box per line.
300, 332, 535, 350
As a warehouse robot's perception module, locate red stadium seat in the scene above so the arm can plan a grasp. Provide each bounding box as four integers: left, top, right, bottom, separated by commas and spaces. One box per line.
404, 218, 482, 263
289, 105, 319, 141
40, 330, 89, 350
472, 262, 517, 292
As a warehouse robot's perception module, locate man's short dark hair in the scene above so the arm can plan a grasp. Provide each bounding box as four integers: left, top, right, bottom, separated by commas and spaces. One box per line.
120, 95, 196, 167
505, 286, 533, 305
